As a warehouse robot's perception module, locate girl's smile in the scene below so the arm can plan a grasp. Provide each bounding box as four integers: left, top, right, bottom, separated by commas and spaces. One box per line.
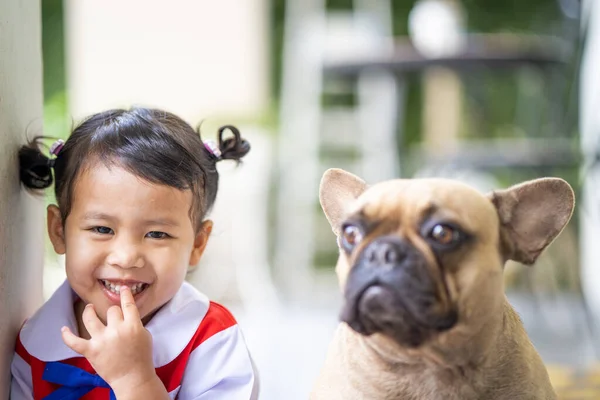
99, 279, 151, 304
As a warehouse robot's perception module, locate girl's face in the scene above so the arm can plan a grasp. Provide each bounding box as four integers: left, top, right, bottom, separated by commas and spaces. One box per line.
47, 162, 212, 325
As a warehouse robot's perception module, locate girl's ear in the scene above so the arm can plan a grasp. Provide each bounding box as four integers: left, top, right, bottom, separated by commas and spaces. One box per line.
189, 220, 213, 266
47, 205, 66, 254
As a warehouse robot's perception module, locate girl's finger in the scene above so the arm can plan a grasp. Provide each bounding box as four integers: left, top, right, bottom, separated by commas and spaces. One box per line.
82, 303, 105, 336
106, 304, 124, 326
119, 286, 141, 322
61, 326, 89, 356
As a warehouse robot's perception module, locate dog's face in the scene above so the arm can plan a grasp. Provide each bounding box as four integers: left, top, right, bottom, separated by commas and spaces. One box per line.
320, 169, 574, 350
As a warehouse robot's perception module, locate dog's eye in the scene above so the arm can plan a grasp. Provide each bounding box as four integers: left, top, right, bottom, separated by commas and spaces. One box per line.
341, 225, 363, 250
429, 224, 459, 245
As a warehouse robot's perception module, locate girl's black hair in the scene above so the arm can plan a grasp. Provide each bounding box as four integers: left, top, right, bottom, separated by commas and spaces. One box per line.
18, 107, 250, 229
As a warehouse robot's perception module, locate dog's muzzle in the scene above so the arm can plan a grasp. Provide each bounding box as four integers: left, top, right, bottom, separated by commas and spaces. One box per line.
341, 236, 458, 347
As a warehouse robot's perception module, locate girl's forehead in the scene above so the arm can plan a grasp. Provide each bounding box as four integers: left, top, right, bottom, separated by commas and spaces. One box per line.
71, 163, 194, 221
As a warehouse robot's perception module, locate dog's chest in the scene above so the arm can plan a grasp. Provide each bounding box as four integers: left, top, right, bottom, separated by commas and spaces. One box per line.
383, 369, 481, 400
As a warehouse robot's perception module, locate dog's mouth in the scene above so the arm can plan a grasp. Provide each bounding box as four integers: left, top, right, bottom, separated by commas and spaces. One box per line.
342, 283, 397, 334
341, 281, 458, 348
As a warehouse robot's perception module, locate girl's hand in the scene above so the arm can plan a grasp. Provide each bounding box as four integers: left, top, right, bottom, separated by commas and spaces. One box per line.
61, 286, 159, 393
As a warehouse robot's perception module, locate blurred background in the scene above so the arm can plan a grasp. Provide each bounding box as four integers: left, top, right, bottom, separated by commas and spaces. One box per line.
38, 0, 600, 398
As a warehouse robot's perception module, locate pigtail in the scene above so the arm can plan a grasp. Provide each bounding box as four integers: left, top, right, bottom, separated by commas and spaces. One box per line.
217, 125, 251, 163
18, 137, 54, 190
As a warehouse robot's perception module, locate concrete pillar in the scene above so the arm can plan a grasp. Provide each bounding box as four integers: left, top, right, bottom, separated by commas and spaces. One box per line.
0, 0, 46, 396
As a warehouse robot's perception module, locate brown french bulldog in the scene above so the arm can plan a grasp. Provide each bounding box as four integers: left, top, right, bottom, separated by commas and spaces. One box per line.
310, 168, 575, 400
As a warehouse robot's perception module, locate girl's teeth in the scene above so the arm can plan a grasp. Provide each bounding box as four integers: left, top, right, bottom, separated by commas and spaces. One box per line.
101, 280, 146, 295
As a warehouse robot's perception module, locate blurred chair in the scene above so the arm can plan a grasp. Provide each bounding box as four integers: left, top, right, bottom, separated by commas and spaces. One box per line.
274, 0, 399, 300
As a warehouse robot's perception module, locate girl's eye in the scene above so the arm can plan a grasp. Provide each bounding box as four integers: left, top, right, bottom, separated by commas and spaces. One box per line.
92, 226, 113, 235
146, 231, 169, 239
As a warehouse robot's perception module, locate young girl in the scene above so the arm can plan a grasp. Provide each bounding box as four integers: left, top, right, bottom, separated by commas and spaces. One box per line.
12, 108, 258, 399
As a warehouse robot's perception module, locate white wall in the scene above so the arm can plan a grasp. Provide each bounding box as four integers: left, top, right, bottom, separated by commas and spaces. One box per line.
64, 0, 270, 122
0, 0, 46, 396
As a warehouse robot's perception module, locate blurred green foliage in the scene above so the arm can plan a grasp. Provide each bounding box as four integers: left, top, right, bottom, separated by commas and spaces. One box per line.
42, 0, 69, 140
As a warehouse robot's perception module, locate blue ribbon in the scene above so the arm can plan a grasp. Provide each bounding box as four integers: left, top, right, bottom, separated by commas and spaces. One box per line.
42, 362, 116, 400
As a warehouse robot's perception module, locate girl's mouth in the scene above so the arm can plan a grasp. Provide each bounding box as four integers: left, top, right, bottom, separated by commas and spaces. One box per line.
99, 279, 149, 296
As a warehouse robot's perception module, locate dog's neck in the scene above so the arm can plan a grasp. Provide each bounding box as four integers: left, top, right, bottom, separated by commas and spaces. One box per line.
323, 298, 545, 399
357, 303, 509, 369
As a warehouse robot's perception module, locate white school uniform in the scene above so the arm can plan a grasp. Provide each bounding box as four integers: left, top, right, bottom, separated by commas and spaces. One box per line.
10, 280, 258, 400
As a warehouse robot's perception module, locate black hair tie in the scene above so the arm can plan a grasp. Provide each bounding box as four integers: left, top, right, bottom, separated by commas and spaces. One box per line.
18, 147, 54, 189
218, 125, 242, 151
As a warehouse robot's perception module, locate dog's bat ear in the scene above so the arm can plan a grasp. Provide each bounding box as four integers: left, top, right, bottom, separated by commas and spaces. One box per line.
488, 178, 575, 265
319, 168, 367, 235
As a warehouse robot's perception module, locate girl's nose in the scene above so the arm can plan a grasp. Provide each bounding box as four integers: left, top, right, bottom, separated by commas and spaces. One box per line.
106, 237, 144, 269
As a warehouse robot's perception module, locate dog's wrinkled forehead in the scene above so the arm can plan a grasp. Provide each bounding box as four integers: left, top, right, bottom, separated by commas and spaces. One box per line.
349, 179, 499, 231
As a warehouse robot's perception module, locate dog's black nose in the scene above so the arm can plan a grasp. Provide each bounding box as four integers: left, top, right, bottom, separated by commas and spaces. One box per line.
363, 238, 407, 269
